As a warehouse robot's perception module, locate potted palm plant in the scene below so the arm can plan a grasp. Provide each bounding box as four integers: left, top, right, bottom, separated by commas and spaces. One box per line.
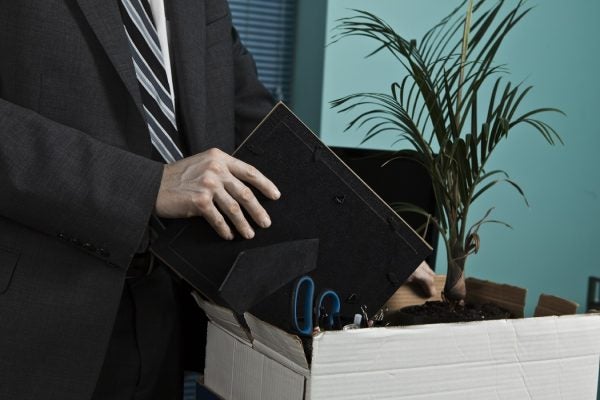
331, 0, 563, 304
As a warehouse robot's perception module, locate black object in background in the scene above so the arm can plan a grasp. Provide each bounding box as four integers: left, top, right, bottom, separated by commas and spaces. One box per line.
195, 379, 219, 400
331, 147, 439, 269
152, 103, 431, 331
588, 276, 600, 312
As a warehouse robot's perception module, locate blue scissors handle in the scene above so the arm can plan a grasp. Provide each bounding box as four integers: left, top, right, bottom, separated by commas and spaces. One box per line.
315, 289, 341, 330
291, 276, 315, 336
291, 276, 341, 336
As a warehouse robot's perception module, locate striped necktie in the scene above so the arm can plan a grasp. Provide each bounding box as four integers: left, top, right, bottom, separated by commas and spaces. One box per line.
118, 0, 184, 163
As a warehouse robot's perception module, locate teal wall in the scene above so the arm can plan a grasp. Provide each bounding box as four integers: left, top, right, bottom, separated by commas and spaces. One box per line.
290, 0, 328, 132
293, 0, 600, 316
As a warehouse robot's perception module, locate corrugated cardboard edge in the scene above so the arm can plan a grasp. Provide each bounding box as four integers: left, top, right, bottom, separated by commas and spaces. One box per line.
534, 293, 579, 317
244, 312, 310, 375
465, 277, 527, 318
192, 292, 252, 343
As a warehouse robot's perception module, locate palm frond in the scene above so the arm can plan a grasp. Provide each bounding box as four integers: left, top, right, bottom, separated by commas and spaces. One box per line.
330, 1, 563, 296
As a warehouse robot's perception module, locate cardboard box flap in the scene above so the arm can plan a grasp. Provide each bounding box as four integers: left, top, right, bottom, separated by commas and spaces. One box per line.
534, 293, 578, 317
192, 292, 252, 343
205, 322, 306, 399
385, 275, 445, 310
465, 277, 526, 318
244, 312, 309, 373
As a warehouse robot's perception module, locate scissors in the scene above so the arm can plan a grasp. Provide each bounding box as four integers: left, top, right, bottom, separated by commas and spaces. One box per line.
291, 275, 341, 336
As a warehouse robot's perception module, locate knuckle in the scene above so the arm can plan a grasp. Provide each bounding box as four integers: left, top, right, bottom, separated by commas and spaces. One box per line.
228, 201, 241, 215
240, 187, 254, 201
215, 217, 227, 228
206, 160, 222, 174
206, 147, 222, 157
199, 176, 217, 188
192, 193, 212, 210
246, 165, 258, 178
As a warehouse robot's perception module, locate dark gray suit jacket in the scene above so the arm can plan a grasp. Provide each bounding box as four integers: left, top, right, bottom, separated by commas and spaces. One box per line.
0, 1, 272, 399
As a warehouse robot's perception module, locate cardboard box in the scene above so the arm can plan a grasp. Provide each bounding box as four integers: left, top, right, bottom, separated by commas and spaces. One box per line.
194, 278, 600, 400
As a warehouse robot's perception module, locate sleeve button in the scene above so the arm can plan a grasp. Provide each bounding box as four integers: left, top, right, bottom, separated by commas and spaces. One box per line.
57, 232, 66, 240
82, 243, 96, 252
97, 248, 110, 258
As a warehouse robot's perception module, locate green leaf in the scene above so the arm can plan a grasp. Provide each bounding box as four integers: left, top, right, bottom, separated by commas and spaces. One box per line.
471, 179, 501, 204
504, 178, 530, 207
391, 201, 446, 237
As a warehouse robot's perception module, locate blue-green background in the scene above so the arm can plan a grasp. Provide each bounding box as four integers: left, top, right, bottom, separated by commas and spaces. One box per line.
293, 0, 600, 317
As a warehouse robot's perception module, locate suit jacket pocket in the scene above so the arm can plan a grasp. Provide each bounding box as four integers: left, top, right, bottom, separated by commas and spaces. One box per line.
0, 246, 20, 295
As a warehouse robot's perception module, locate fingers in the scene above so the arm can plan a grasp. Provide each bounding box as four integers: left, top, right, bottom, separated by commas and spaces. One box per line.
418, 273, 437, 298
216, 154, 277, 239
213, 189, 255, 240
420, 261, 436, 277
227, 157, 280, 200
155, 148, 280, 240
199, 151, 275, 239
407, 261, 437, 298
223, 179, 271, 228
196, 201, 234, 241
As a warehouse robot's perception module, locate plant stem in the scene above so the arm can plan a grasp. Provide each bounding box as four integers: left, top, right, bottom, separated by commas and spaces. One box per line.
456, 0, 474, 123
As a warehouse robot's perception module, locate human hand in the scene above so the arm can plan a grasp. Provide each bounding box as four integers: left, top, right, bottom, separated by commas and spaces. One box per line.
155, 148, 280, 240
405, 261, 437, 298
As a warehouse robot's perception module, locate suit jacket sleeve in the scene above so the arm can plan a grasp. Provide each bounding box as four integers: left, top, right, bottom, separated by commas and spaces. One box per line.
0, 98, 163, 269
231, 26, 276, 146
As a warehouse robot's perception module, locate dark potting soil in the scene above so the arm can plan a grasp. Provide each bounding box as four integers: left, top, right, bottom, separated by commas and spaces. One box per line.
388, 301, 514, 326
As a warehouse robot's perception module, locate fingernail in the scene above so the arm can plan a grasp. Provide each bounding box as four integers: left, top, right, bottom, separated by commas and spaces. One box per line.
226, 232, 234, 241
245, 229, 255, 239
273, 189, 281, 199
261, 217, 271, 228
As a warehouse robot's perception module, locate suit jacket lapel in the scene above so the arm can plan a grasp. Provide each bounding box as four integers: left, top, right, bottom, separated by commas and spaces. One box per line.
165, 0, 208, 155
75, 0, 145, 118
75, 0, 209, 157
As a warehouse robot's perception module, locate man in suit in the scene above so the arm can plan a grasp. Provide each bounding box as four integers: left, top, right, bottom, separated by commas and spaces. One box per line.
0, 1, 436, 399
0, 0, 280, 398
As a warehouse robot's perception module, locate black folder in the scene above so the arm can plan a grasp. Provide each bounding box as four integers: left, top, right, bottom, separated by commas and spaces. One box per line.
151, 103, 432, 331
